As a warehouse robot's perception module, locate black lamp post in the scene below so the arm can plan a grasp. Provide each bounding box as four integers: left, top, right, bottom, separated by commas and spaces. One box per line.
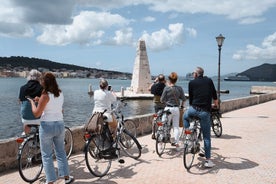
216, 34, 225, 108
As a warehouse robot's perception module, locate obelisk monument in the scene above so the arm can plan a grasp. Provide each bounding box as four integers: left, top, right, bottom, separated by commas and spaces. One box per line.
130, 40, 151, 94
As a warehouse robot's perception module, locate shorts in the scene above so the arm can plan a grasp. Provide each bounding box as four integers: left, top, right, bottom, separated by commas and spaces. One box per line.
22, 118, 40, 126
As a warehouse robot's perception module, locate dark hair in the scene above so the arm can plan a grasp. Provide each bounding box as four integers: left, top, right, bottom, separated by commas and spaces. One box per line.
168, 72, 178, 84
158, 74, 165, 82
195, 67, 204, 77
42, 72, 61, 97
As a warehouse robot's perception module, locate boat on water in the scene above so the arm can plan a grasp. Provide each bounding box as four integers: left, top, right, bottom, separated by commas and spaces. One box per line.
224, 75, 250, 81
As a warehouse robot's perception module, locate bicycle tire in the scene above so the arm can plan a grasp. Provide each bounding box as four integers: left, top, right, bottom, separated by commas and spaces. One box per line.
120, 129, 142, 159
124, 119, 137, 138
155, 132, 166, 156
84, 134, 112, 177
211, 113, 222, 137
18, 136, 43, 183
64, 126, 74, 158
183, 134, 196, 170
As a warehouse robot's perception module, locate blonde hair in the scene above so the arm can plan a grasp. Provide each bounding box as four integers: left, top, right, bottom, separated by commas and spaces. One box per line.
99, 78, 108, 89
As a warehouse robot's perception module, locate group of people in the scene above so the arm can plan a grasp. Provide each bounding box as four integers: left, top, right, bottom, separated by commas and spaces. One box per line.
19, 71, 118, 183
150, 67, 218, 168
18, 66, 217, 183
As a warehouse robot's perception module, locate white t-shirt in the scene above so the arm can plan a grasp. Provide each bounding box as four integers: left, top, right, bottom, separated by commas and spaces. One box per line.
93, 89, 116, 122
40, 92, 64, 121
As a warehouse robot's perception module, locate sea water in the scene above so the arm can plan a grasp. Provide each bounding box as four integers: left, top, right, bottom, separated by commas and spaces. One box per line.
0, 78, 274, 139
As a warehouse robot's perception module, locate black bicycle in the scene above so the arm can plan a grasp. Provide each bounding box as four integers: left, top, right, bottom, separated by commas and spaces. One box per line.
183, 116, 202, 170
211, 107, 222, 137
16, 125, 73, 183
84, 106, 142, 177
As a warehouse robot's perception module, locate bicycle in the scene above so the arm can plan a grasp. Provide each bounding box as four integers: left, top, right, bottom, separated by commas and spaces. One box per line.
155, 109, 172, 156
16, 125, 73, 183
182, 116, 202, 170
180, 107, 222, 139
84, 105, 142, 177
112, 99, 137, 138
211, 107, 222, 137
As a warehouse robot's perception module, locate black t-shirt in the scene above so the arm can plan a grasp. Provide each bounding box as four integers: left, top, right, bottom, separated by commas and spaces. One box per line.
19, 80, 43, 101
150, 82, 166, 96
188, 76, 217, 111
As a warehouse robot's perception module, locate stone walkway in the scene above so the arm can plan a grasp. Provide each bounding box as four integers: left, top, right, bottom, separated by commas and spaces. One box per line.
1, 100, 276, 184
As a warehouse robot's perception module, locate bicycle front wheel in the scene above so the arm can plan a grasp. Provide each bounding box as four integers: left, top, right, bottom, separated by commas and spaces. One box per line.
183, 135, 195, 170
155, 132, 166, 157
124, 119, 137, 138
120, 129, 142, 159
64, 126, 74, 158
18, 137, 43, 183
211, 113, 222, 137
84, 135, 112, 177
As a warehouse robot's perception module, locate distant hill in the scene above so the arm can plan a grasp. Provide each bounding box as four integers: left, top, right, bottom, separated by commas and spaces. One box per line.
238, 63, 276, 81
0, 56, 132, 79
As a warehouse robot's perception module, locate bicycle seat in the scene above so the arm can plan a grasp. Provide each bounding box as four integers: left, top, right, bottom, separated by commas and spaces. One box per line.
211, 107, 219, 112
189, 115, 200, 121
163, 109, 171, 115
102, 115, 108, 121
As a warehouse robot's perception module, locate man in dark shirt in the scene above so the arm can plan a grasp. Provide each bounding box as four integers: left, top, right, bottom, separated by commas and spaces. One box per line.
149, 74, 166, 139
183, 67, 218, 168
150, 74, 166, 113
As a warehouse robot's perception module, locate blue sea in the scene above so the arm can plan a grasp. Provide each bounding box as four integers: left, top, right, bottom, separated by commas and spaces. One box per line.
0, 78, 275, 140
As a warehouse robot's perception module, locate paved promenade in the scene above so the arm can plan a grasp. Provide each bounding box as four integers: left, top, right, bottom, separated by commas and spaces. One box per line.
1, 100, 276, 184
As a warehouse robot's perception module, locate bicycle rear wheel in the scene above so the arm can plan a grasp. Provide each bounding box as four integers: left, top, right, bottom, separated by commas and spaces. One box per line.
183, 134, 196, 170
155, 132, 166, 156
84, 135, 112, 177
64, 126, 74, 158
124, 119, 137, 138
211, 113, 222, 137
120, 129, 142, 159
18, 137, 43, 183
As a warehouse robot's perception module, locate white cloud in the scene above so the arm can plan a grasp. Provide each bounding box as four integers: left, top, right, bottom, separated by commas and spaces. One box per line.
142, 16, 156, 22
110, 28, 135, 46
186, 28, 197, 38
233, 32, 276, 62
77, 0, 276, 24
37, 11, 130, 45
140, 23, 184, 51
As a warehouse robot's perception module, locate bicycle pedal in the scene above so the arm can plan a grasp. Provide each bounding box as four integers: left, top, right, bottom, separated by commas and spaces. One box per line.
118, 159, 125, 164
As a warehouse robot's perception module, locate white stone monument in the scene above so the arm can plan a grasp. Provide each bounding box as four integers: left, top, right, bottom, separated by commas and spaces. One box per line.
129, 40, 152, 94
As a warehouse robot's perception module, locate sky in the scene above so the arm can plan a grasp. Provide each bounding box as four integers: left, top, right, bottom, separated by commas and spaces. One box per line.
1, 0, 276, 77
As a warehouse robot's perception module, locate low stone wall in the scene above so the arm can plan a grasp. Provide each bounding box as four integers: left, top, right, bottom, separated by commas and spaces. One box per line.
1, 92, 276, 173
250, 86, 276, 94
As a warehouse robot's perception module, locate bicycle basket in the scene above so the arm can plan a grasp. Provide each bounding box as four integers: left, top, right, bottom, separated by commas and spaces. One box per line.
84, 112, 105, 133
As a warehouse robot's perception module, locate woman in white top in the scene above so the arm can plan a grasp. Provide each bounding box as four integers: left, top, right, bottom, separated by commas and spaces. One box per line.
28, 72, 73, 184
93, 78, 117, 132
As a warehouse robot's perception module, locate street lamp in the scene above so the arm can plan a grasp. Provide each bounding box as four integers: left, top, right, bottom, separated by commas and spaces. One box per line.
216, 34, 225, 109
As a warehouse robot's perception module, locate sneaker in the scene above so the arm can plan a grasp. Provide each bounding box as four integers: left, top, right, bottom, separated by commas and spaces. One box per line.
198, 152, 205, 157
151, 134, 156, 140
171, 142, 177, 146
65, 175, 74, 184
204, 160, 215, 168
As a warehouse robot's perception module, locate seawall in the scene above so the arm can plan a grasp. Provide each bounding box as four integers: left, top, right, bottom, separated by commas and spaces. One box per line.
1, 89, 276, 173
